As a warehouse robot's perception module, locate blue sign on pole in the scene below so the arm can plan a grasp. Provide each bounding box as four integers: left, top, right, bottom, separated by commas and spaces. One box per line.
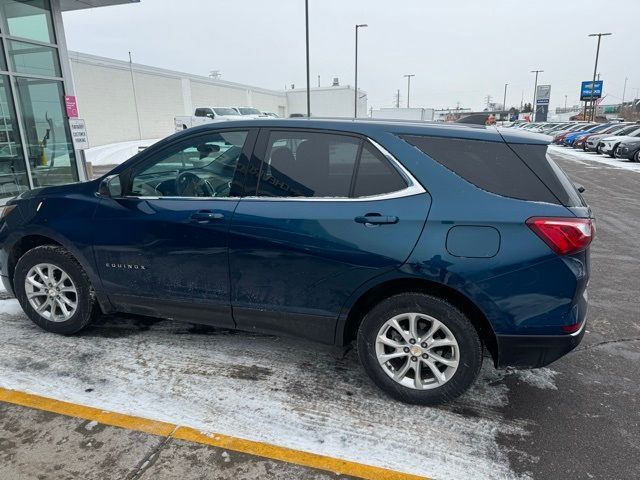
581, 81, 603, 101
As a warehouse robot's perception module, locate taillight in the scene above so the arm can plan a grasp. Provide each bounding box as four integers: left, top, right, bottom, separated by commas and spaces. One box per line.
526, 217, 595, 255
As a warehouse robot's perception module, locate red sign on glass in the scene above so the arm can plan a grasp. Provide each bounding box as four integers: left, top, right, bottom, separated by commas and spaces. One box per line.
65, 95, 79, 118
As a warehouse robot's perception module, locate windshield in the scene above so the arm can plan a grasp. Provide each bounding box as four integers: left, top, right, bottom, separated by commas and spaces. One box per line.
213, 108, 241, 116
238, 108, 262, 115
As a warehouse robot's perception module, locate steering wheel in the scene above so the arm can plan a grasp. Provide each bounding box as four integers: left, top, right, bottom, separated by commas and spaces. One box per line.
176, 172, 214, 197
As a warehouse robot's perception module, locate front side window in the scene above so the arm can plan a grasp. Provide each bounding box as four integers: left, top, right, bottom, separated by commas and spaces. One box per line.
129, 130, 248, 198
256, 131, 408, 198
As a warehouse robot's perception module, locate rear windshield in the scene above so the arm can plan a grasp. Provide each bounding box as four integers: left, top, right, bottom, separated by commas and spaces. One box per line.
402, 135, 584, 207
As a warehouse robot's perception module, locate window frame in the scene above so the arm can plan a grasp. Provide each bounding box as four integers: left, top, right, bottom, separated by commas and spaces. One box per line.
118, 127, 258, 200
245, 127, 423, 201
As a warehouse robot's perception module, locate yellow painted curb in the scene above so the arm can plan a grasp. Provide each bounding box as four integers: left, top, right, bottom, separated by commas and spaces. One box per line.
0, 387, 429, 480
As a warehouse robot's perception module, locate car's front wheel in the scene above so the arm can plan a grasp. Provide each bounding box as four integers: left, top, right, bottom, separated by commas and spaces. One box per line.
633, 150, 640, 163
357, 293, 482, 405
14, 245, 99, 335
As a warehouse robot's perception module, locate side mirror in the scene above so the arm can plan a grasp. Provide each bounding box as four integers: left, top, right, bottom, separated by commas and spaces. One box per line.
98, 174, 122, 198
575, 183, 586, 194
206, 113, 215, 119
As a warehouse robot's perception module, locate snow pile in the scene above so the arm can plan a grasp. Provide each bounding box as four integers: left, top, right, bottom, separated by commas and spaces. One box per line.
85, 138, 162, 167
549, 145, 640, 173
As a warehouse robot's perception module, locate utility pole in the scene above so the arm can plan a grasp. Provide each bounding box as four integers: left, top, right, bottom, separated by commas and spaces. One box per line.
588, 32, 612, 121
621, 77, 628, 105
305, 0, 311, 117
403, 74, 415, 108
530, 69, 543, 121
128, 51, 142, 140
317, 75, 320, 87
395, 89, 400, 108
485, 94, 492, 110
354, 24, 368, 118
564, 95, 568, 110
502, 83, 508, 116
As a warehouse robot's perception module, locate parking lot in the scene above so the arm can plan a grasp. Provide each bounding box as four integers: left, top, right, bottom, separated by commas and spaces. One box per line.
0, 149, 638, 480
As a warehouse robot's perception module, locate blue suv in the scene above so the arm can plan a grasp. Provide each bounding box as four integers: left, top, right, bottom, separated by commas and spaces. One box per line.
0, 120, 594, 405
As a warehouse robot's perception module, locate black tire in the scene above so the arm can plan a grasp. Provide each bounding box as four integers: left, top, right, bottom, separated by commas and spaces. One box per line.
357, 293, 482, 405
609, 146, 617, 158
633, 150, 640, 163
14, 245, 99, 335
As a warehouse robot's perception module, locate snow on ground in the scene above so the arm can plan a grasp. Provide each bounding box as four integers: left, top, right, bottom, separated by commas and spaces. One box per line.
84, 139, 162, 167
0, 295, 556, 479
548, 145, 640, 173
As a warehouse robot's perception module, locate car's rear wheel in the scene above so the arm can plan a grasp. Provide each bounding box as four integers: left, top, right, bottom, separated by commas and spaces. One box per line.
14, 245, 99, 335
609, 146, 617, 158
357, 293, 482, 405
633, 150, 640, 163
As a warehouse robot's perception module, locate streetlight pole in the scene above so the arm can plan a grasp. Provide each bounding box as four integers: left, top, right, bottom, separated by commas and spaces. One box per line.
588, 32, 611, 121
305, 0, 311, 117
354, 24, 368, 118
530, 69, 543, 121
404, 74, 415, 108
502, 83, 508, 119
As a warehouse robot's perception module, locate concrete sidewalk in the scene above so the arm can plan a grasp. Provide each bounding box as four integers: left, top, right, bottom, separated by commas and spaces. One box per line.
0, 402, 355, 480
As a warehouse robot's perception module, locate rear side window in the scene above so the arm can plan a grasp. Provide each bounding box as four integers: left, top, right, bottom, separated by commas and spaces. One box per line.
257, 131, 407, 198
258, 131, 360, 197
509, 144, 585, 207
353, 143, 407, 197
402, 135, 559, 204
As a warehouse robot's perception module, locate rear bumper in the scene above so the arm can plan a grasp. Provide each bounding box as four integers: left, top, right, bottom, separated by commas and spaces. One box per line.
495, 321, 586, 368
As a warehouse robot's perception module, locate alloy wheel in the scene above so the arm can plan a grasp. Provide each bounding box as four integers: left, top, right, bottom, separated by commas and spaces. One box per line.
375, 313, 459, 390
24, 263, 78, 322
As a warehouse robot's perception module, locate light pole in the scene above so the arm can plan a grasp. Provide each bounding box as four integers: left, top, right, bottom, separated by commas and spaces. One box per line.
502, 83, 508, 118
305, 0, 311, 117
530, 69, 543, 121
564, 95, 568, 110
404, 74, 415, 108
354, 24, 368, 118
588, 33, 611, 121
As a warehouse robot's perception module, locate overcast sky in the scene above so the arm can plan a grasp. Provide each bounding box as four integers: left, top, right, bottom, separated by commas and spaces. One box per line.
62, 0, 640, 112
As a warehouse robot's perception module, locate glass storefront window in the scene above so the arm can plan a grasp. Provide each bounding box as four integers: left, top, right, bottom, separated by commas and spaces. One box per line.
0, 0, 55, 44
6, 39, 60, 77
15, 77, 77, 187
0, 74, 29, 199
0, 38, 7, 71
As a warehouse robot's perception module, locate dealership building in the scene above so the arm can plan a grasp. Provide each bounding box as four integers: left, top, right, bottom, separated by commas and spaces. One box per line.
0, 0, 142, 203
0, 0, 368, 203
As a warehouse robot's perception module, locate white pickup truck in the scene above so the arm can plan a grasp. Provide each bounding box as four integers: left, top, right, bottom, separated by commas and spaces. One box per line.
174, 107, 243, 131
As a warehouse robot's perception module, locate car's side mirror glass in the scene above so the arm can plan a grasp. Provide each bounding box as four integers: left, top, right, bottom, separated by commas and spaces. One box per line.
207, 113, 215, 119
98, 174, 122, 198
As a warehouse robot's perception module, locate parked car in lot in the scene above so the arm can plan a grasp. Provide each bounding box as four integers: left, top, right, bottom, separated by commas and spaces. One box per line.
615, 137, 640, 162
553, 123, 595, 144
573, 123, 632, 150
230, 107, 268, 118
563, 123, 614, 147
175, 107, 243, 131
0, 119, 593, 405
585, 124, 640, 153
